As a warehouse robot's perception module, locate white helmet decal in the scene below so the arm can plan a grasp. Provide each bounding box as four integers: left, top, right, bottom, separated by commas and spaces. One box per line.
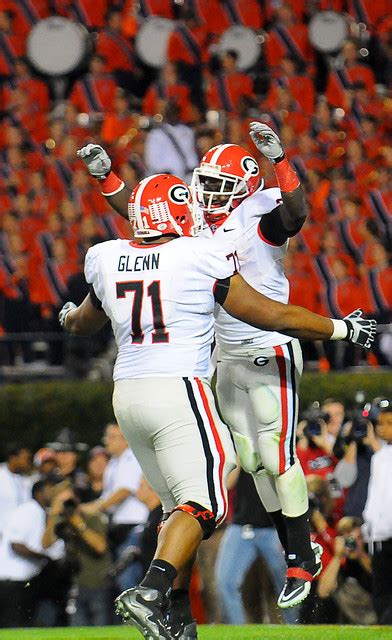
168, 184, 190, 204
241, 156, 259, 176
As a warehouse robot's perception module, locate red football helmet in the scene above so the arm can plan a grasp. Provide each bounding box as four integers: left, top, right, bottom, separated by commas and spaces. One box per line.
191, 144, 263, 219
128, 174, 203, 238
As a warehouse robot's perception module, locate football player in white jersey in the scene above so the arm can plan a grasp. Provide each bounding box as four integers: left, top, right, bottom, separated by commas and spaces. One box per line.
76, 126, 372, 612
59, 173, 376, 639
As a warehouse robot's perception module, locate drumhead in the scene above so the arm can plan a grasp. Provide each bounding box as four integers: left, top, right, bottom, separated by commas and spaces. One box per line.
309, 11, 348, 53
135, 17, 175, 68
219, 26, 260, 71
27, 17, 89, 76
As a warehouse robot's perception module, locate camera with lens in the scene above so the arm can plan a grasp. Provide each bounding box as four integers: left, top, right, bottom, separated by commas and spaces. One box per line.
344, 535, 358, 551
303, 403, 330, 440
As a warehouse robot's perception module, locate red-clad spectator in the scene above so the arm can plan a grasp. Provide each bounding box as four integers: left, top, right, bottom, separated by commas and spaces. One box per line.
325, 39, 376, 108
361, 243, 392, 315
360, 115, 386, 160
292, 132, 324, 176
328, 258, 372, 316
304, 169, 331, 224
101, 91, 138, 145
27, 170, 58, 220
70, 168, 109, 218
297, 419, 338, 480
264, 3, 314, 70
53, 0, 109, 28
167, 10, 209, 70
206, 50, 254, 114
1, 0, 50, 37
3, 57, 49, 113
187, 0, 230, 36
6, 87, 48, 144
343, 139, 374, 184
50, 238, 79, 285
120, 0, 174, 38
70, 54, 118, 115
0, 9, 26, 76
347, 0, 390, 29
349, 82, 389, 123
224, 0, 264, 29
143, 62, 193, 123
63, 102, 93, 144
319, 230, 357, 277
357, 219, 385, 268
278, 123, 299, 157
285, 252, 320, 314
95, 9, 134, 75
268, 57, 315, 115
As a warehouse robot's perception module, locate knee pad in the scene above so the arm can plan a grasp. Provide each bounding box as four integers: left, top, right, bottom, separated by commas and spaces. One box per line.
172, 501, 216, 539
231, 430, 262, 474
275, 460, 309, 518
249, 384, 280, 426
252, 468, 281, 512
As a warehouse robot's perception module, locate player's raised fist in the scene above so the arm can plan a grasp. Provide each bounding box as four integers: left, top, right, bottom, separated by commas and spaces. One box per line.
77, 143, 111, 179
249, 122, 285, 163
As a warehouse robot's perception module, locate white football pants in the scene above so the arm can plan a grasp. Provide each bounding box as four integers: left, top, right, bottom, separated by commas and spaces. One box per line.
113, 377, 236, 524
216, 339, 308, 517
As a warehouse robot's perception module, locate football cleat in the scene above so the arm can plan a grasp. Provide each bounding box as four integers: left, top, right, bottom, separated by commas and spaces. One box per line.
115, 586, 171, 639
278, 542, 323, 609
167, 618, 198, 639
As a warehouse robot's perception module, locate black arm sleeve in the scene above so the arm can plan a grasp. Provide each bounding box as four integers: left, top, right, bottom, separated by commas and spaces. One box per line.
214, 277, 232, 306
259, 186, 308, 246
89, 284, 102, 310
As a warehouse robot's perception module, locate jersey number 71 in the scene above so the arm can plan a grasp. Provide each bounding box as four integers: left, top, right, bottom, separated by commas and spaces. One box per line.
116, 280, 169, 344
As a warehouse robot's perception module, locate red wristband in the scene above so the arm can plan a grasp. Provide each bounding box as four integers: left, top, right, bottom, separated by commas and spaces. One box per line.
100, 171, 125, 196
273, 157, 300, 192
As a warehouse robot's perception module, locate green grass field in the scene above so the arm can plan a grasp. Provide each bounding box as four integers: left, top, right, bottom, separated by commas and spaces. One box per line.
0, 626, 389, 640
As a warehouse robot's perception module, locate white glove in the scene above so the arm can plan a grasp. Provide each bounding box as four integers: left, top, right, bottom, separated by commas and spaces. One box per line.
343, 309, 377, 349
77, 143, 111, 179
249, 122, 285, 163
59, 302, 77, 328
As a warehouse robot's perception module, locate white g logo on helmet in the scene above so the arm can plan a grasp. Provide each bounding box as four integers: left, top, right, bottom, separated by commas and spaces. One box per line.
169, 184, 190, 204
242, 157, 259, 176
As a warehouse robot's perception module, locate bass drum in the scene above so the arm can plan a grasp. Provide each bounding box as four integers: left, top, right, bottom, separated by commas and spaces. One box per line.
309, 10, 348, 53
135, 17, 175, 68
218, 25, 260, 71
27, 17, 90, 76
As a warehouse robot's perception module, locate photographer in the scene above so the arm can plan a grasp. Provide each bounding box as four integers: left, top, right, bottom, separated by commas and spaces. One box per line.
42, 484, 111, 626
0, 478, 64, 628
334, 402, 382, 519
317, 516, 376, 625
363, 403, 392, 624
297, 406, 339, 480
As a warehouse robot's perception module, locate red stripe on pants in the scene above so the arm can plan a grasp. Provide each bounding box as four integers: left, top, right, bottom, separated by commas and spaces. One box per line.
195, 378, 227, 523
274, 345, 288, 475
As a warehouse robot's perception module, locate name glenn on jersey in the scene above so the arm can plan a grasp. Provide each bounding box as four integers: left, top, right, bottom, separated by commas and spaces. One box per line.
118, 253, 160, 272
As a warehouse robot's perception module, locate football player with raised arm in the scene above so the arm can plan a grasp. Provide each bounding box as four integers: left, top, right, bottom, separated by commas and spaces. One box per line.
60, 173, 376, 639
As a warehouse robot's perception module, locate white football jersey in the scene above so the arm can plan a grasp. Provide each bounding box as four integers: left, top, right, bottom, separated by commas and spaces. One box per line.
85, 237, 238, 380
201, 188, 291, 350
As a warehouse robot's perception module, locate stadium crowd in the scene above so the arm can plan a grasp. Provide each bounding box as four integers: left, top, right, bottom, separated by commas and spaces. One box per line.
0, 399, 391, 627
0, 0, 391, 372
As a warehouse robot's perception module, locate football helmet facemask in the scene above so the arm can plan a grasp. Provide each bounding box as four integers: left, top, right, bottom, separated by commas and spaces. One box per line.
191, 144, 263, 220
128, 174, 203, 239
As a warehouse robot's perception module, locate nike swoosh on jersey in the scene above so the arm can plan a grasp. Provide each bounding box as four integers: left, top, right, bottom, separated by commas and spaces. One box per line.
223, 228, 235, 233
